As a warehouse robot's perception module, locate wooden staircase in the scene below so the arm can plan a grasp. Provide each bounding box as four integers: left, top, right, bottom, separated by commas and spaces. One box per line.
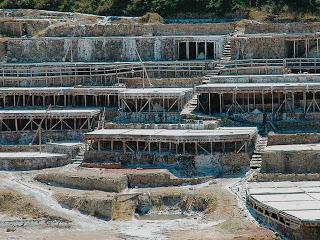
250, 137, 268, 169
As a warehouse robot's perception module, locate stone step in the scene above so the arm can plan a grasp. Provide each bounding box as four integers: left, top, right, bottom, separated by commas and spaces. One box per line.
250, 165, 261, 169
251, 161, 262, 164
72, 161, 83, 165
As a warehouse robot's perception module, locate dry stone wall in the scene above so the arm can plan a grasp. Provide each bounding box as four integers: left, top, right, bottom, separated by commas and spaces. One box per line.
42, 23, 235, 37
84, 151, 250, 177
261, 145, 320, 173
268, 132, 320, 145
243, 22, 320, 34
231, 36, 287, 59
6, 36, 225, 63
0, 19, 53, 37
0, 154, 70, 171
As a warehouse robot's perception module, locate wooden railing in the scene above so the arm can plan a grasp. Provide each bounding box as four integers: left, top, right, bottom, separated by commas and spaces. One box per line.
223, 58, 320, 71
0, 61, 213, 80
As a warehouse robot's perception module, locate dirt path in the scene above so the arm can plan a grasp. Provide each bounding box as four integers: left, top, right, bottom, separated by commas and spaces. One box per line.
0, 171, 273, 240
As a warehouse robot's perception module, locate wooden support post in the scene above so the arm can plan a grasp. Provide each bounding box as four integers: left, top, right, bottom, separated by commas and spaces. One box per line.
186, 42, 190, 60
313, 92, 316, 112
123, 141, 126, 153
15, 119, 18, 131
208, 93, 211, 115
292, 92, 295, 112
204, 41, 207, 60
219, 94, 222, 113
196, 42, 198, 59
262, 92, 265, 112
195, 142, 198, 155
247, 93, 250, 112
284, 92, 287, 112
271, 91, 274, 114
304, 91, 307, 113
135, 99, 138, 112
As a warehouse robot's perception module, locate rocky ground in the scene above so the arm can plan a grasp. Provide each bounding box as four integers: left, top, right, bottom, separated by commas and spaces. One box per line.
0, 165, 274, 240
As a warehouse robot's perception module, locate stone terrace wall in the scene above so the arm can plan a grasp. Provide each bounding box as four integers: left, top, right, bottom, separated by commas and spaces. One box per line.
7, 36, 225, 62
0, 130, 84, 145
0, 19, 53, 37
42, 23, 235, 37
120, 77, 202, 88
251, 172, 320, 182
231, 36, 287, 59
0, 38, 7, 62
0, 9, 103, 22
210, 74, 320, 84
243, 22, 320, 34
268, 132, 320, 146
0, 145, 40, 152
84, 151, 250, 176
0, 154, 70, 171
261, 146, 320, 174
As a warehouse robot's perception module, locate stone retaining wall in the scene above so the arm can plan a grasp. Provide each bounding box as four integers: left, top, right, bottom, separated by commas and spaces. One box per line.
243, 22, 320, 34
231, 36, 287, 60
84, 151, 250, 176
0, 153, 70, 171
268, 132, 320, 145
261, 145, 320, 173
0, 19, 53, 37
6, 36, 225, 63
115, 112, 182, 124
0, 145, 40, 152
120, 77, 202, 88
0, 130, 84, 145
42, 23, 235, 37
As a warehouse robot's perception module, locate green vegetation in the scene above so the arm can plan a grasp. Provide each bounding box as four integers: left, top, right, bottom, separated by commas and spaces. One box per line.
2, 0, 320, 21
